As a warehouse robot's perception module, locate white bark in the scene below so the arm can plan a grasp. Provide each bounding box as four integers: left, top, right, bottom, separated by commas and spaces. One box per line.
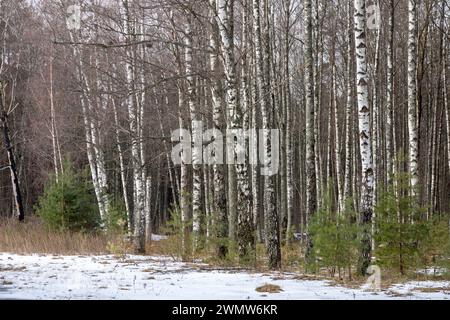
386, 0, 394, 185
354, 0, 374, 273
209, 1, 228, 257
344, 0, 353, 203
407, 0, 419, 196
184, 20, 203, 250
111, 95, 132, 233
145, 176, 152, 241
69, 30, 111, 224
217, 0, 253, 260
304, 0, 317, 222
122, 0, 145, 253
253, 0, 281, 269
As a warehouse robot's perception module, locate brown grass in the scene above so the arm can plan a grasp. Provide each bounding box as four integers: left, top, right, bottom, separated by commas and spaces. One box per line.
413, 286, 450, 293
255, 284, 283, 293
0, 217, 109, 255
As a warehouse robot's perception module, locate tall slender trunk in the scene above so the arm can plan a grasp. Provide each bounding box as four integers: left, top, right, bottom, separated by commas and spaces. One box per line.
332, 52, 343, 214
209, 1, 228, 258
253, 0, 281, 269
49, 45, 61, 182
69, 32, 110, 224
123, 0, 145, 253
344, 0, 354, 205
304, 0, 317, 263
444, 46, 450, 173
145, 175, 152, 241
407, 0, 419, 196
111, 95, 132, 233
284, 0, 294, 245
371, 0, 380, 252
386, 0, 394, 186
184, 20, 203, 251
0, 107, 24, 221
354, 0, 374, 275
217, 0, 253, 261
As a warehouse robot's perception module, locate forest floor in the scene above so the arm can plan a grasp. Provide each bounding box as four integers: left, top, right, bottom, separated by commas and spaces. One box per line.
0, 252, 449, 300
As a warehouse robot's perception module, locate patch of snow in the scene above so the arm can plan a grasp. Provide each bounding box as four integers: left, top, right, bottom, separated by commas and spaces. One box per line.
151, 234, 168, 241
416, 267, 448, 276
0, 253, 449, 300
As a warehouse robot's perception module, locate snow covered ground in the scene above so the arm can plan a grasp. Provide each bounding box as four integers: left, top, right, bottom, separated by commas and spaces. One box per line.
0, 253, 449, 300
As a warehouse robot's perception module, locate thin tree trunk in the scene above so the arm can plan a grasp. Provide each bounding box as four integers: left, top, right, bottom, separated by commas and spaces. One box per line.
354, 0, 374, 275
217, 0, 253, 261
184, 20, 203, 251
304, 0, 317, 263
0, 107, 24, 221
209, 1, 228, 258
408, 0, 419, 196
386, 0, 394, 186
344, 0, 354, 205
123, 0, 145, 253
111, 95, 132, 233
253, 0, 281, 269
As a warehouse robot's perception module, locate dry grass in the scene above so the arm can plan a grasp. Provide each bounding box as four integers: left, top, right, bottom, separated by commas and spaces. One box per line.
413, 286, 450, 293
255, 284, 283, 293
0, 217, 109, 255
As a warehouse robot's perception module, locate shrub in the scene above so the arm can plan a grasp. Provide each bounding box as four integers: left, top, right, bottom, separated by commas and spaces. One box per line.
104, 198, 128, 234
35, 161, 100, 232
374, 174, 428, 275
308, 189, 359, 278
419, 216, 450, 274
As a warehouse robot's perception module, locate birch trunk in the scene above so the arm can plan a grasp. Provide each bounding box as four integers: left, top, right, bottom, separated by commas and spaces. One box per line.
386, 0, 394, 186
145, 175, 152, 241
354, 0, 374, 275
122, 0, 145, 253
49, 45, 61, 182
408, 0, 419, 196
69, 32, 110, 224
304, 0, 317, 262
184, 20, 203, 251
217, 0, 253, 261
333, 58, 343, 213
111, 95, 132, 233
283, 0, 294, 245
253, 0, 281, 269
371, 2, 380, 251
445, 46, 450, 173
344, 0, 353, 204
0, 107, 24, 221
209, 2, 228, 258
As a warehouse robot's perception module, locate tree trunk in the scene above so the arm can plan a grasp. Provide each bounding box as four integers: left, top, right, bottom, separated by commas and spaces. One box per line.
253, 0, 281, 270
209, 1, 228, 258
304, 0, 317, 263
0, 108, 24, 221
354, 0, 374, 275
123, 0, 145, 253
407, 0, 419, 196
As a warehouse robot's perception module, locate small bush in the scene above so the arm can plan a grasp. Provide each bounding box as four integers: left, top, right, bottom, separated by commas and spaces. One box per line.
308, 191, 359, 278
419, 216, 450, 274
374, 174, 428, 275
35, 161, 100, 232
104, 198, 128, 234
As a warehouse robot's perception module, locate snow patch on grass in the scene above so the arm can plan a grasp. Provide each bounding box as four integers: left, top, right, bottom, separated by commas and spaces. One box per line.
0, 253, 449, 300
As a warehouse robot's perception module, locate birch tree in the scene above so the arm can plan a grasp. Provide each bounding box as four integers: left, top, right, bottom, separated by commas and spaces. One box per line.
122, 0, 145, 253
354, 0, 374, 275
304, 0, 317, 261
407, 0, 418, 197
184, 18, 203, 251
217, 0, 253, 261
252, 0, 281, 269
